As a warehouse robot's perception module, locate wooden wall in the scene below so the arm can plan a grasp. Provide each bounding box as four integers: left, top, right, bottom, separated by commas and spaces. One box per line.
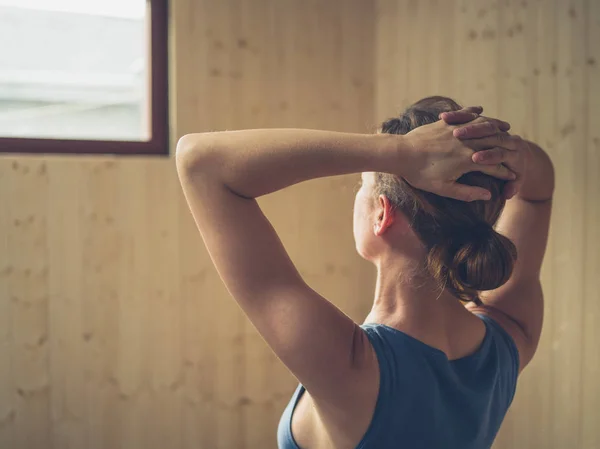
375, 1, 600, 448
0, 1, 375, 448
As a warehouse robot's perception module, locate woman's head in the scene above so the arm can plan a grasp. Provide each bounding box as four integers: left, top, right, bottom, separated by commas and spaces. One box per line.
354, 96, 517, 305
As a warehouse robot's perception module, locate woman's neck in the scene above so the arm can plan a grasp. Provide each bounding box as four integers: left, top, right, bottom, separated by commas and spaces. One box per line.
362, 254, 487, 360
363, 256, 474, 336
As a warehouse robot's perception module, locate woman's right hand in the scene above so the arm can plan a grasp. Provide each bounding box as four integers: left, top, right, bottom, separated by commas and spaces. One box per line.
469, 135, 530, 199
441, 106, 528, 199
401, 118, 519, 201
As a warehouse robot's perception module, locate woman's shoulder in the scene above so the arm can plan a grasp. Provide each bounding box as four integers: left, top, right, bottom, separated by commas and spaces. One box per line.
467, 306, 523, 373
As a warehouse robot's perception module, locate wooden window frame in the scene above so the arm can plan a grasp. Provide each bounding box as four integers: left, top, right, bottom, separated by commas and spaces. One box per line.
0, 0, 169, 156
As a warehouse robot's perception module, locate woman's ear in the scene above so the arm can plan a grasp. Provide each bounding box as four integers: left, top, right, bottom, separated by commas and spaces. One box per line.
373, 195, 395, 236
374, 194, 414, 237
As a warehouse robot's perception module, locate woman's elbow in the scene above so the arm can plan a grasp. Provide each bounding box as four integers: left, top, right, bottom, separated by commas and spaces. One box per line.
175, 133, 220, 174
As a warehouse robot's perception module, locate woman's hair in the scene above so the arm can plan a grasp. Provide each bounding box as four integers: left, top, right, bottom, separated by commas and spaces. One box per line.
377, 96, 517, 305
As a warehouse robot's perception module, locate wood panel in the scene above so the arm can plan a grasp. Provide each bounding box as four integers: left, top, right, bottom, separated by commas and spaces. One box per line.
0, 158, 14, 448
0, 1, 375, 448
582, 1, 600, 448
7, 158, 51, 449
550, 2, 587, 447
375, 1, 600, 448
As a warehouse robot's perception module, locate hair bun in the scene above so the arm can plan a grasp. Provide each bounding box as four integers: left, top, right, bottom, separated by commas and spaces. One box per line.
451, 226, 516, 296
427, 223, 517, 304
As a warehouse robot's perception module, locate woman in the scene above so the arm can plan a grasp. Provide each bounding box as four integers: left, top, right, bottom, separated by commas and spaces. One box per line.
176, 96, 554, 449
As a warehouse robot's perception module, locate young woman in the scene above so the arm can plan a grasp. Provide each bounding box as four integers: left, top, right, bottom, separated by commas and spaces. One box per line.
176, 96, 554, 449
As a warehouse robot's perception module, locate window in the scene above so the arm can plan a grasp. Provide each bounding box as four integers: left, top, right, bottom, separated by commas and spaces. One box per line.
0, 0, 168, 155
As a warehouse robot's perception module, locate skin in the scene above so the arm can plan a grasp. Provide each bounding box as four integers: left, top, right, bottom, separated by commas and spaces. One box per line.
176, 109, 554, 449
355, 171, 491, 362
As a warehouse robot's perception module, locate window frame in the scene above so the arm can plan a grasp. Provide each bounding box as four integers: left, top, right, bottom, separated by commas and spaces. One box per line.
0, 0, 169, 156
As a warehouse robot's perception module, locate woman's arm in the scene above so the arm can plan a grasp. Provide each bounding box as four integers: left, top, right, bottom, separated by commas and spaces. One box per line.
176, 129, 388, 406
176, 121, 515, 201
176, 129, 398, 199
509, 141, 555, 202
467, 141, 555, 371
175, 121, 516, 405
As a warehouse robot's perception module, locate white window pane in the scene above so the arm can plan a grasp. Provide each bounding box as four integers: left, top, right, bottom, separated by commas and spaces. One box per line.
0, 0, 149, 141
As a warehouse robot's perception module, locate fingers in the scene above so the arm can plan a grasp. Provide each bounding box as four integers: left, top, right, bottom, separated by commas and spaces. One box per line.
439, 106, 484, 123
454, 121, 498, 139
466, 133, 523, 152
473, 161, 517, 181
471, 147, 517, 165
470, 147, 523, 198
440, 110, 480, 125
454, 118, 512, 139
472, 148, 503, 164
464, 106, 484, 114
438, 105, 511, 134
441, 184, 492, 202
497, 120, 511, 132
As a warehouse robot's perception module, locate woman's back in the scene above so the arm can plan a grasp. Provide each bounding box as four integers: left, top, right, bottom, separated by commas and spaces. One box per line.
277, 314, 519, 449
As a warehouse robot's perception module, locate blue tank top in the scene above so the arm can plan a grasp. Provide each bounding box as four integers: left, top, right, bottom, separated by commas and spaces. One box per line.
277, 314, 519, 449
